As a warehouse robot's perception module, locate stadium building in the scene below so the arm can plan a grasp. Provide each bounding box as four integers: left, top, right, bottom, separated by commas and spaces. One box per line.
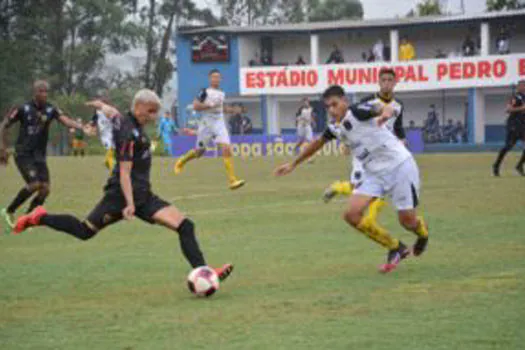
174, 10, 525, 156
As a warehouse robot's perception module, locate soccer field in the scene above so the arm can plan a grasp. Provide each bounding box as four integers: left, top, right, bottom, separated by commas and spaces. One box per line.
1, 153, 524, 350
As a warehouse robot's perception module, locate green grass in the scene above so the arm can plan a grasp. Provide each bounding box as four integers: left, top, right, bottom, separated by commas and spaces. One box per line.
1, 153, 525, 350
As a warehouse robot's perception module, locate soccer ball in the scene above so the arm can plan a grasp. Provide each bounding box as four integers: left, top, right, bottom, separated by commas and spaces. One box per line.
187, 266, 220, 297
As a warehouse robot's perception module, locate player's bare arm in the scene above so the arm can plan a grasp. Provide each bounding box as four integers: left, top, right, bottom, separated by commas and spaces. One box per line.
506, 98, 525, 113
85, 100, 120, 118
193, 98, 217, 112
0, 109, 17, 164
119, 160, 135, 220
274, 137, 327, 176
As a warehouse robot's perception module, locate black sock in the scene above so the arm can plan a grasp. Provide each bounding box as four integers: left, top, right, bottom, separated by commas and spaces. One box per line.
517, 150, 525, 168
494, 146, 511, 169
40, 214, 97, 241
26, 193, 48, 213
7, 187, 35, 214
176, 219, 206, 268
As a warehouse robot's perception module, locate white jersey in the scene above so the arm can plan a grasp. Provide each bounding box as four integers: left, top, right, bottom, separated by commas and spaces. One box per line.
323, 108, 411, 175
92, 110, 114, 149
296, 106, 313, 128
196, 87, 225, 121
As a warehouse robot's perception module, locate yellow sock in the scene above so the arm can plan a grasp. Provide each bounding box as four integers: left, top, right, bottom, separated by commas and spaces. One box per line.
105, 149, 115, 171
177, 149, 200, 168
356, 217, 399, 250
415, 216, 429, 238
331, 181, 353, 195
223, 157, 237, 183
365, 198, 387, 222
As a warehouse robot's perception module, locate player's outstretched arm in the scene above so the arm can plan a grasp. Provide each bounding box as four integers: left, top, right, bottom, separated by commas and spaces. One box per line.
274, 137, 327, 177
193, 98, 216, 112
57, 114, 84, 130
85, 100, 120, 118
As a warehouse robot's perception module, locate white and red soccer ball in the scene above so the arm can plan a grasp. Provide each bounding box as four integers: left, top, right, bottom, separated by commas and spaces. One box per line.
187, 266, 220, 297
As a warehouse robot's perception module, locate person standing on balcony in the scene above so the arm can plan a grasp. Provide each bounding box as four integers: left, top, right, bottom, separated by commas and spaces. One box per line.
399, 37, 416, 61
373, 39, 384, 62
326, 45, 344, 64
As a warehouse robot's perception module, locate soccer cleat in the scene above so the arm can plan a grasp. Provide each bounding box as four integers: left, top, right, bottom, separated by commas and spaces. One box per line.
174, 160, 184, 175
379, 242, 410, 274
13, 206, 47, 234
413, 236, 429, 257
492, 164, 500, 177
1, 208, 15, 232
516, 165, 525, 177
322, 187, 337, 203
215, 264, 234, 282
229, 179, 246, 190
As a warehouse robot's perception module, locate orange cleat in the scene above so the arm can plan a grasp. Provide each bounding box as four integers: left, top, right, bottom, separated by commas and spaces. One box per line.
215, 263, 234, 282
13, 206, 47, 234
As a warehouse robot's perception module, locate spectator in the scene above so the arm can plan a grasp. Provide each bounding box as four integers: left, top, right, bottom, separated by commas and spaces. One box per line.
367, 49, 375, 62
296, 55, 306, 65
435, 49, 447, 59
372, 39, 384, 62
442, 119, 456, 143
462, 35, 476, 57
448, 47, 461, 58
261, 50, 272, 65
399, 37, 416, 61
361, 51, 368, 62
229, 104, 252, 135
423, 104, 441, 143
248, 52, 260, 66
455, 121, 466, 143
495, 28, 510, 55
383, 44, 391, 61
408, 120, 417, 130
326, 44, 344, 64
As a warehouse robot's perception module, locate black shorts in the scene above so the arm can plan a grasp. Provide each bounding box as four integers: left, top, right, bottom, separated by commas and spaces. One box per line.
505, 118, 525, 144
14, 155, 50, 184
85, 191, 170, 232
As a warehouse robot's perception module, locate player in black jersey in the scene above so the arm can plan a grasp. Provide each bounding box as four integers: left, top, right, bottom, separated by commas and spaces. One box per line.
493, 80, 525, 177
12, 89, 234, 284
0, 80, 88, 230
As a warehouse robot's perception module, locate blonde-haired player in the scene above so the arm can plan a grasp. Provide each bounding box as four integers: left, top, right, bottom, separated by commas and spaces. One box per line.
174, 69, 245, 190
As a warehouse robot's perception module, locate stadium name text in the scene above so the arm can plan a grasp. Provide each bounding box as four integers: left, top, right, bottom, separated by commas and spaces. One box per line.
240, 54, 525, 95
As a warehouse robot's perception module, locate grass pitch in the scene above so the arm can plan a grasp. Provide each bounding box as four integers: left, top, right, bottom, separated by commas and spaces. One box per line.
1, 153, 525, 350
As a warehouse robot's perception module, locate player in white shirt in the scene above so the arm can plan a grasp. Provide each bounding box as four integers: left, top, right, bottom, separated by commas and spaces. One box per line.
274, 81, 429, 273
295, 98, 316, 153
89, 107, 116, 171
174, 69, 245, 190
323, 69, 407, 228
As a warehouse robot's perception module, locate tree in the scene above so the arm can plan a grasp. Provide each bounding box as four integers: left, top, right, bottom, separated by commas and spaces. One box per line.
486, 0, 525, 11
409, 0, 442, 17
308, 0, 363, 22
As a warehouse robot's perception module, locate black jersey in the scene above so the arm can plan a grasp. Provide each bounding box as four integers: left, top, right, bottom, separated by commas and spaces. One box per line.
508, 92, 525, 125
6, 100, 61, 159
351, 94, 406, 139
105, 112, 152, 196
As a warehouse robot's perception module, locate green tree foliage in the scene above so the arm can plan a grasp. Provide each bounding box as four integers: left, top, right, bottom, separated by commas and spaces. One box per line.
407, 0, 442, 17
487, 0, 525, 11
308, 0, 363, 22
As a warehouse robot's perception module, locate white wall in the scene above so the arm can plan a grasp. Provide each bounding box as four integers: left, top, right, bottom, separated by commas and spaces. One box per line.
398, 22, 477, 59
319, 29, 390, 64
238, 35, 261, 67
485, 93, 509, 125
273, 35, 311, 65
278, 100, 302, 129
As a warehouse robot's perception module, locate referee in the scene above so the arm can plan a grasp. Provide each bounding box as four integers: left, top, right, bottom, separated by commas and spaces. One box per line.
493, 80, 525, 177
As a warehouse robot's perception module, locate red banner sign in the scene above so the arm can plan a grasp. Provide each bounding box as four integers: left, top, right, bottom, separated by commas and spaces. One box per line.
240, 54, 525, 95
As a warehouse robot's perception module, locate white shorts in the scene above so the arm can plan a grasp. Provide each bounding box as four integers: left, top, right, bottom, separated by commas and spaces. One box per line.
100, 136, 114, 150
353, 157, 420, 211
196, 118, 231, 148
297, 125, 313, 143
350, 157, 365, 186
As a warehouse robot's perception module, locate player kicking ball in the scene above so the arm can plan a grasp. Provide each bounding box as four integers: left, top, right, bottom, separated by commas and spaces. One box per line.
174, 69, 245, 190
323, 68, 408, 228
13, 89, 234, 284
274, 81, 429, 273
